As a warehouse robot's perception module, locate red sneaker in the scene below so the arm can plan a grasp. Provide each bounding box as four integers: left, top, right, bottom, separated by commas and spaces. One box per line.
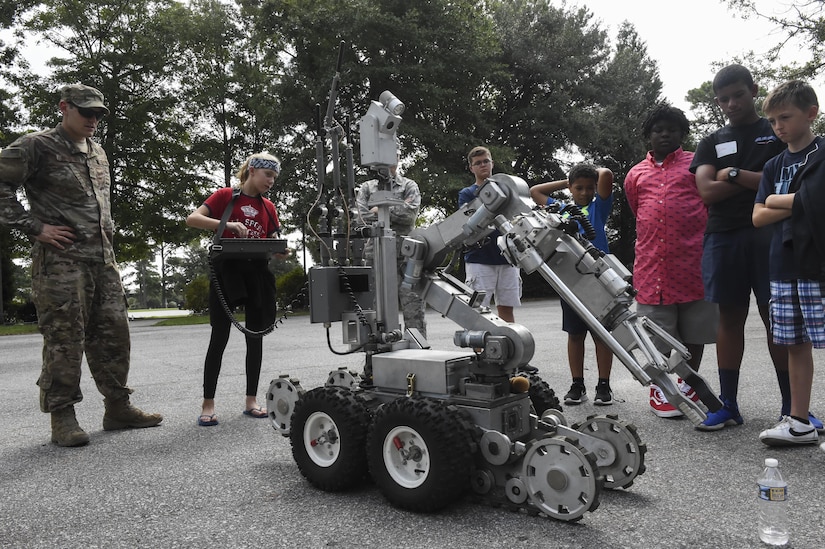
650, 384, 683, 418
678, 378, 700, 403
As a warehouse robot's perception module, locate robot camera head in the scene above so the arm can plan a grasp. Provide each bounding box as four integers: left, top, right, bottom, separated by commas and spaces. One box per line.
359, 90, 404, 168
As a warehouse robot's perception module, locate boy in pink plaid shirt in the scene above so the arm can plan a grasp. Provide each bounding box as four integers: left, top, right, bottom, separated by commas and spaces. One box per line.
625, 102, 719, 418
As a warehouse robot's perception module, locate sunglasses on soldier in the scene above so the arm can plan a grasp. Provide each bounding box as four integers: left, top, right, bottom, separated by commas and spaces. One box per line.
69, 102, 106, 120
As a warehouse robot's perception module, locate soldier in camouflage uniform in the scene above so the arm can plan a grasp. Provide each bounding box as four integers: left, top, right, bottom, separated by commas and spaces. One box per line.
0, 84, 162, 447
355, 164, 426, 337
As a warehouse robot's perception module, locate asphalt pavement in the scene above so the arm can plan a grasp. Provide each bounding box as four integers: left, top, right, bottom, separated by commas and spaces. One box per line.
1, 298, 824, 549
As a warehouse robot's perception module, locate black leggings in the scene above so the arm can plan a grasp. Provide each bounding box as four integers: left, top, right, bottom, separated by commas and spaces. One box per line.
202, 283, 267, 400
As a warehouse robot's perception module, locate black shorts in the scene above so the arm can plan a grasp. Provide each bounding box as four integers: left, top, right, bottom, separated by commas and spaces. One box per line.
560, 298, 591, 335
702, 226, 771, 307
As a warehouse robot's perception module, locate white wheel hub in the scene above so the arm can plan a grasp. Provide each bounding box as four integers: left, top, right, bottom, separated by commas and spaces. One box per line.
303, 411, 340, 467
382, 425, 430, 488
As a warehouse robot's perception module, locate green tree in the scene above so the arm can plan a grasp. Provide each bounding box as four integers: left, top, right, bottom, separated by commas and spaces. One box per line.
20, 0, 209, 262
726, 0, 825, 78
0, 0, 38, 122
0, 0, 39, 321
179, 0, 248, 189
184, 274, 209, 314
123, 258, 162, 309
685, 81, 726, 139
490, 0, 611, 181
256, 0, 502, 220
585, 23, 663, 267
585, 24, 662, 171
1, 0, 668, 293
181, 0, 288, 195
489, 5, 662, 267
689, 0, 825, 135
276, 266, 308, 310
165, 240, 210, 308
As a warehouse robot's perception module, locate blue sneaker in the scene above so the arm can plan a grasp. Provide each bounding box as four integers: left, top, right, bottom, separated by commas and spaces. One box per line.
696, 399, 744, 431
809, 412, 824, 433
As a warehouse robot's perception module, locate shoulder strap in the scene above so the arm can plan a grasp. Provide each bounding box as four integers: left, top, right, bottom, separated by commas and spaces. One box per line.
212, 188, 241, 247
264, 199, 281, 237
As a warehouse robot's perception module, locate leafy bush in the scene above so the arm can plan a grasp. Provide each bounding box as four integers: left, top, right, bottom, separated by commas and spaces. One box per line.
184, 275, 210, 314
276, 267, 308, 310
5, 299, 37, 324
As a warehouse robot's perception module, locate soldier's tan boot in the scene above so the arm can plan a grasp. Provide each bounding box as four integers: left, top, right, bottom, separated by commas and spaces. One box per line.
51, 406, 91, 447
102, 399, 163, 430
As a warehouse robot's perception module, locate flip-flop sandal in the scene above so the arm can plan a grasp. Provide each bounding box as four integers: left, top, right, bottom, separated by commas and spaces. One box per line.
198, 414, 219, 426
242, 407, 267, 418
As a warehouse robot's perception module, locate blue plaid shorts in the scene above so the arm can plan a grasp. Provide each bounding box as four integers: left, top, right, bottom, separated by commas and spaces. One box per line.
770, 280, 825, 348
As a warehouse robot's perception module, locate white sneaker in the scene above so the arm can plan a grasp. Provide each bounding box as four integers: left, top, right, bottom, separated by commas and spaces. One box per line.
677, 378, 700, 403
760, 416, 819, 446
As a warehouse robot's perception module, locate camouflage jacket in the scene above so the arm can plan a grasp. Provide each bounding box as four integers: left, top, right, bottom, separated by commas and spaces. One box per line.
0, 124, 115, 263
355, 173, 421, 236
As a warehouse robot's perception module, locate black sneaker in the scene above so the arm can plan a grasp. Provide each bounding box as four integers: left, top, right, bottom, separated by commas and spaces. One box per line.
564, 383, 587, 405
594, 384, 613, 406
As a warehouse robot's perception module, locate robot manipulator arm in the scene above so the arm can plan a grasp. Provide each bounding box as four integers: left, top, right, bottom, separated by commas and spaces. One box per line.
400, 174, 535, 282
397, 173, 723, 423
501, 209, 724, 422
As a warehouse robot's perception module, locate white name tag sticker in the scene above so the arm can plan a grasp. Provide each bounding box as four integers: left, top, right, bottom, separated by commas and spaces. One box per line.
715, 141, 738, 158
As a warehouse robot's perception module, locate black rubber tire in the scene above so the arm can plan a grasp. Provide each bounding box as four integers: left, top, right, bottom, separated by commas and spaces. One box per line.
290, 386, 370, 491
526, 373, 562, 414
367, 397, 476, 512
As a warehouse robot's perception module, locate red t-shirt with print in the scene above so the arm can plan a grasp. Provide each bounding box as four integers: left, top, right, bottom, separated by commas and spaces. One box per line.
203, 187, 280, 239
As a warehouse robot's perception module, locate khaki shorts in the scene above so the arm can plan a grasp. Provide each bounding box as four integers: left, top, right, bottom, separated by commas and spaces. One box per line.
465, 262, 522, 308
636, 299, 719, 347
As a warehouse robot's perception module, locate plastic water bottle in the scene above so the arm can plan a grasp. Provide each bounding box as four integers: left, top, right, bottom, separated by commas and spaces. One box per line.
757, 458, 789, 546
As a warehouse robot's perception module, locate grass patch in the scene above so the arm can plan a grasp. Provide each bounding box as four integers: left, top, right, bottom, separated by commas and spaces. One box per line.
0, 324, 39, 336
154, 314, 215, 326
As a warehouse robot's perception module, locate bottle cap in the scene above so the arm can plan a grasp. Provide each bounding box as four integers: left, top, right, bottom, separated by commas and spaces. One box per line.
765, 458, 778, 467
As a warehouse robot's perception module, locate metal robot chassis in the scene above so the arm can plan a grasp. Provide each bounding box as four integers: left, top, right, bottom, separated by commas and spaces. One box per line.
267, 166, 723, 521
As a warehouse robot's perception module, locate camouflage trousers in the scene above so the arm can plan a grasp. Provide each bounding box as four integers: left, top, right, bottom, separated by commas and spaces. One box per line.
398, 276, 426, 338
32, 246, 132, 412
392, 258, 426, 338
364, 243, 427, 337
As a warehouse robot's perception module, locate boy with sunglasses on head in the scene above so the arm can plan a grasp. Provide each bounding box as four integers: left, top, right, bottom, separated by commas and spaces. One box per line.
0, 84, 162, 447
754, 80, 824, 445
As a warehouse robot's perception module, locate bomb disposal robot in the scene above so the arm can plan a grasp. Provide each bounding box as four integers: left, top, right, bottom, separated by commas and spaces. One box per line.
268, 85, 723, 521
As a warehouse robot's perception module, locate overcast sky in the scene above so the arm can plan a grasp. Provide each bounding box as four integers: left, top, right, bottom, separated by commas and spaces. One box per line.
578, 0, 819, 111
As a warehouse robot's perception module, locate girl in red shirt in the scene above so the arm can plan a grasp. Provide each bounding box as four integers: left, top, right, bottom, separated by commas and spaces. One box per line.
186, 153, 282, 426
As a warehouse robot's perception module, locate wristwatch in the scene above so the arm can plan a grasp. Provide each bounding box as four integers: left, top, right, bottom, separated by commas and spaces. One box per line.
727, 167, 740, 183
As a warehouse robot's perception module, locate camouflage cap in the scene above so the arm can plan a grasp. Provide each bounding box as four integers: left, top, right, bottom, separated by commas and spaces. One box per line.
60, 84, 110, 115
